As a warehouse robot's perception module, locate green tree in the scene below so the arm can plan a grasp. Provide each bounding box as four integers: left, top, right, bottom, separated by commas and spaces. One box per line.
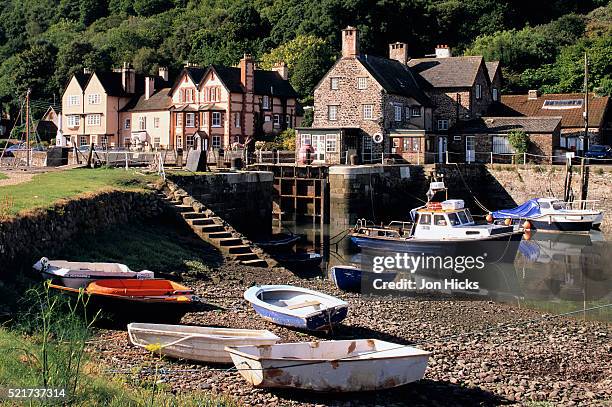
133, 0, 173, 17
508, 130, 529, 164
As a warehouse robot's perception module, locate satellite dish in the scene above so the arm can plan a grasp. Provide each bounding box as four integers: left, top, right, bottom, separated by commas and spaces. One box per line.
372, 133, 383, 144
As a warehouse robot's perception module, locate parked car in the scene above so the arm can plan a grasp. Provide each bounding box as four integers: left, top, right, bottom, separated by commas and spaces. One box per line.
585, 145, 612, 159
3, 143, 25, 157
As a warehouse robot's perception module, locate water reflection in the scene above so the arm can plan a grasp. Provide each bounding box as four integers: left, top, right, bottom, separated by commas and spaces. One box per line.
277, 221, 612, 322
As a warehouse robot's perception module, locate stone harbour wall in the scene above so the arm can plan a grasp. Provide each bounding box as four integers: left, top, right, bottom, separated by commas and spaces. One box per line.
167, 171, 273, 239
0, 190, 162, 274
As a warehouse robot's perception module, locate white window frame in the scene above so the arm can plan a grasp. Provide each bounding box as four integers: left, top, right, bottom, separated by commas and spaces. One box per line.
330, 77, 339, 90
212, 112, 222, 127
492, 88, 499, 101
124, 118, 131, 129
300, 134, 311, 146
67, 115, 80, 127
212, 135, 222, 149
186, 134, 194, 149
437, 119, 449, 131
475, 84, 482, 100
326, 134, 338, 153
154, 117, 160, 128
262, 95, 270, 110
492, 136, 514, 154
138, 116, 146, 130
88, 94, 101, 105
411, 106, 421, 117
363, 104, 373, 120
68, 95, 79, 106
357, 77, 367, 90
175, 114, 183, 127
234, 113, 241, 128
176, 135, 183, 149
273, 114, 281, 128
286, 115, 292, 128
186, 113, 195, 128
394, 104, 403, 122
86, 114, 101, 126
79, 135, 87, 146
153, 137, 160, 148
328, 105, 338, 121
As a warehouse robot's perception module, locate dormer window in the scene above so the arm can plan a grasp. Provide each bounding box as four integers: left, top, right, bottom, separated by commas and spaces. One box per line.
411, 106, 422, 117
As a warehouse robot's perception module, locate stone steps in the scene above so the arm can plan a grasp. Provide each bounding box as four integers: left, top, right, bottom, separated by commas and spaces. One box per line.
159, 188, 270, 268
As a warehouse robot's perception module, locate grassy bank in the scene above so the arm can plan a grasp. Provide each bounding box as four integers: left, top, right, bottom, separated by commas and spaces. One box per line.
0, 168, 159, 216
0, 173, 7, 181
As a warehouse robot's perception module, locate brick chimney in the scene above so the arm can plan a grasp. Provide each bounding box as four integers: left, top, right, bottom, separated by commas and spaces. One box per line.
528, 89, 540, 100
389, 42, 408, 64
240, 54, 254, 93
145, 76, 155, 100
435, 45, 451, 58
342, 26, 359, 58
121, 62, 135, 94
158, 66, 168, 82
272, 61, 288, 80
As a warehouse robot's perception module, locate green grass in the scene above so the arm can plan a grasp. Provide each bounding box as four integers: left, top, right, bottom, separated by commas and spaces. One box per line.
0, 168, 159, 216
0, 328, 239, 406
0, 173, 7, 181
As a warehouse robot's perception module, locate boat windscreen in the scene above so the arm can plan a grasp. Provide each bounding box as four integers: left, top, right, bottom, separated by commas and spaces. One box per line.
465, 209, 474, 223
552, 201, 568, 210
448, 212, 461, 226
457, 211, 469, 224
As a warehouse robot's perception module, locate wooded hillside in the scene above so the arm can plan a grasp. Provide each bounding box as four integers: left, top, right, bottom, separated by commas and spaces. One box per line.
0, 0, 610, 117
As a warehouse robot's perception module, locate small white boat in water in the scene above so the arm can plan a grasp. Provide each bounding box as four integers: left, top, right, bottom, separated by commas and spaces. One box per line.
225, 339, 430, 392
128, 323, 280, 363
33, 257, 154, 289
244, 285, 348, 331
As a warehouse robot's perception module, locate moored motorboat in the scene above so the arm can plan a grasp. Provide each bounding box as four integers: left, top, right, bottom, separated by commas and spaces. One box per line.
244, 285, 347, 331
48, 279, 198, 323
330, 265, 397, 292
127, 323, 280, 363
33, 258, 154, 289
350, 199, 524, 263
491, 198, 603, 233
225, 339, 430, 391
254, 233, 301, 251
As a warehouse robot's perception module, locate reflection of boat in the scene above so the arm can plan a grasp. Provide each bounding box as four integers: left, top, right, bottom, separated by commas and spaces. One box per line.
244, 285, 348, 331
254, 233, 301, 251
128, 323, 280, 363
492, 198, 603, 233
274, 252, 323, 269
330, 265, 396, 292
225, 339, 430, 392
350, 199, 523, 262
34, 258, 154, 289
49, 279, 198, 323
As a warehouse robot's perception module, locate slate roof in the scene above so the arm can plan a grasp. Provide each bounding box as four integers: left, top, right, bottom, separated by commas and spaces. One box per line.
460, 116, 562, 134
74, 72, 92, 89
497, 93, 610, 128
124, 88, 173, 112
184, 67, 208, 86
407, 56, 484, 89
485, 61, 500, 82
356, 55, 432, 106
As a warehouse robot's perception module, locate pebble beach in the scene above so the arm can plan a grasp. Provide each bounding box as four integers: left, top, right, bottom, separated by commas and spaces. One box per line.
90, 264, 611, 406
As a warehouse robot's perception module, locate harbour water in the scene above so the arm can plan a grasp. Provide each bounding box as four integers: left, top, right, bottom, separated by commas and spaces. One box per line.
278, 220, 612, 322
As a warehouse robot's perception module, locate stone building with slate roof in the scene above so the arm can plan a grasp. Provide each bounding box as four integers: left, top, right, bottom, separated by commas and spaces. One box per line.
298, 26, 504, 164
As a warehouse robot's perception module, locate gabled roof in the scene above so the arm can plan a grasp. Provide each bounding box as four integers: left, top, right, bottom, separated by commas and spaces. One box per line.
90, 71, 168, 98
408, 56, 484, 89
459, 116, 562, 134
356, 55, 432, 106
209, 65, 244, 93
74, 72, 92, 89
485, 61, 500, 83
123, 88, 173, 112
253, 70, 299, 98
497, 93, 610, 128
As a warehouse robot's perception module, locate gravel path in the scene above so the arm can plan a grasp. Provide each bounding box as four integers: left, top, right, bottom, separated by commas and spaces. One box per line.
89, 265, 611, 406
0, 170, 35, 186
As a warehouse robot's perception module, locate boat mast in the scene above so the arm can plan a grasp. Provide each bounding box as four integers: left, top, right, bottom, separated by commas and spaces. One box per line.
583, 53, 588, 151
25, 88, 31, 167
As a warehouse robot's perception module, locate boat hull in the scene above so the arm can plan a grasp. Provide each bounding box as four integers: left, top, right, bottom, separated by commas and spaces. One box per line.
127, 323, 279, 364
330, 266, 396, 292
527, 218, 594, 233
251, 303, 348, 331
226, 340, 430, 392
350, 232, 523, 263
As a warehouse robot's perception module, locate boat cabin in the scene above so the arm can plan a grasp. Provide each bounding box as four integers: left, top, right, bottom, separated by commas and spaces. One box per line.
412, 200, 478, 239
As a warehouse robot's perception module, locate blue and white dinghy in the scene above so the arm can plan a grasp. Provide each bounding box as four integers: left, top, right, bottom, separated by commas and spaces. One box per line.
244, 285, 348, 331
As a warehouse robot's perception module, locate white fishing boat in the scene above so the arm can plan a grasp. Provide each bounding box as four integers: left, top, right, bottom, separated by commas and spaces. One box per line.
225, 339, 430, 392
244, 285, 348, 331
33, 257, 154, 289
127, 323, 280, 364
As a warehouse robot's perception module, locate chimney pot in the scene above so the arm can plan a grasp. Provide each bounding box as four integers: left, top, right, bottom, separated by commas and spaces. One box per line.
435, 45, 451, 58
341, 26, 359, 58
145, 76, 155, 100
158, 66, 168, 82
528, 89, 540, 100
272, 61, 289, 80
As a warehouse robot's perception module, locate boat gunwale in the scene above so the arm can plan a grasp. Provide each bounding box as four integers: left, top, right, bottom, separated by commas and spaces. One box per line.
48, 283, 198, 303
244, 285, 348, 319
350, 230, 522, 243
127, 324, 280, 342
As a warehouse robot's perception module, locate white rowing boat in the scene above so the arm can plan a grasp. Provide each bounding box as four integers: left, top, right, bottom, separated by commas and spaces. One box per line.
33, 258, 154, 289
127, 323, 280, 364
225, 339, 430, 392
244, 285, 348, 331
